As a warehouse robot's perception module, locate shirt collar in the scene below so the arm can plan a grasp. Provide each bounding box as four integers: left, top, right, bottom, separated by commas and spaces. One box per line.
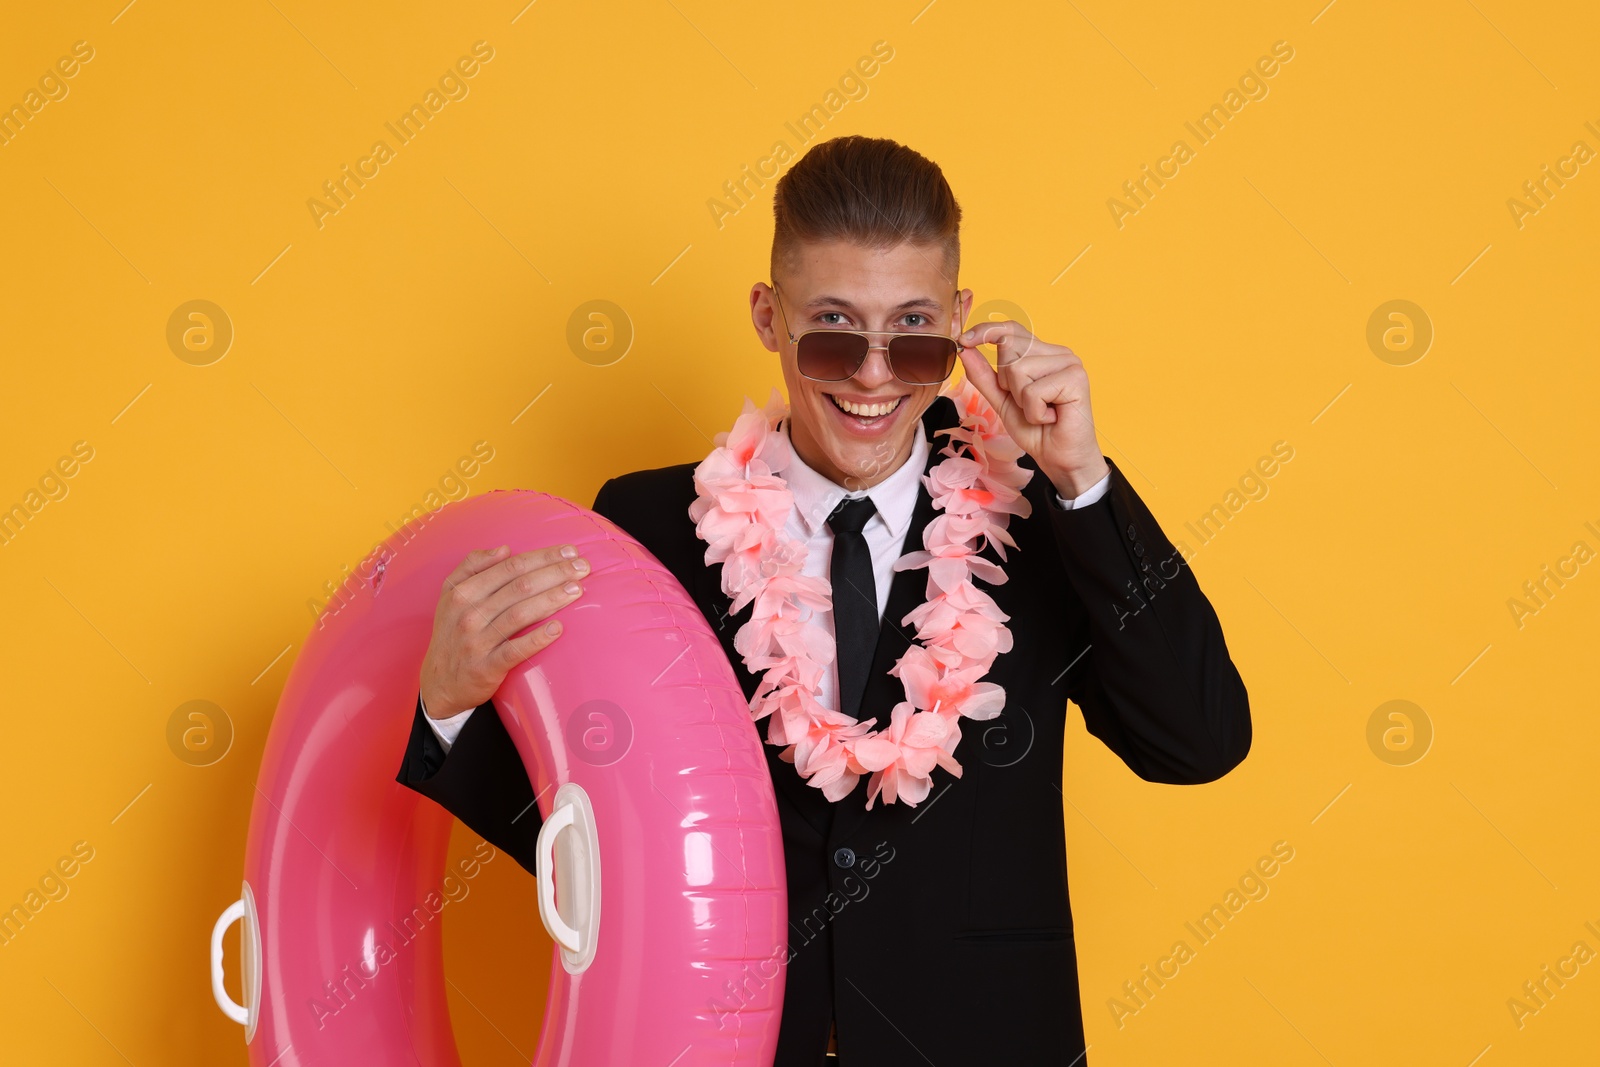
779, 414, 930, 542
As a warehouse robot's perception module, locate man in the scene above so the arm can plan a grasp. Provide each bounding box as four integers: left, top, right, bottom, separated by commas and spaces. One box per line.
397, 135, 1251, 1065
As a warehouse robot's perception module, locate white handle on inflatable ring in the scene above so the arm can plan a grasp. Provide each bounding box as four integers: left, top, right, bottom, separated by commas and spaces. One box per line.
210, 881, 261, 1040
535, 781, 601, 974
211, 899, 249, 1024
537, 804, 581, 951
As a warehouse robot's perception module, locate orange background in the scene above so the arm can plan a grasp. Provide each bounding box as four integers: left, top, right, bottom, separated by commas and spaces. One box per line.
2, 1, 1597, 1063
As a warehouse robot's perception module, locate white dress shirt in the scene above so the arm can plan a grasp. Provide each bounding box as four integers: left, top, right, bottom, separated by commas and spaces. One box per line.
423, 419, 1110, 751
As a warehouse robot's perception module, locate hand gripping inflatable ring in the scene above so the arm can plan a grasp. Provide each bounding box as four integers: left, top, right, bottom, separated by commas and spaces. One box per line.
210, 490, 787, 1065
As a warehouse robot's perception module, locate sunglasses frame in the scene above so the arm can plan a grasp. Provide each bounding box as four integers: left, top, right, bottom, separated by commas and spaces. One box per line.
770, 280, 964, 386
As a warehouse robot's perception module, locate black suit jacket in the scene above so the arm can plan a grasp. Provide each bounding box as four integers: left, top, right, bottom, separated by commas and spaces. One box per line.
397, 394, 1251, 1065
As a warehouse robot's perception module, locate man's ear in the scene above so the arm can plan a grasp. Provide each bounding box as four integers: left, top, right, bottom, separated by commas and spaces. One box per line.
750, 282, 782, 354
953, 287, 973, 337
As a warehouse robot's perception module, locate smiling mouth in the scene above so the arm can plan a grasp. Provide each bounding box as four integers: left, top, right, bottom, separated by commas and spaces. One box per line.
828, 394, 905, 419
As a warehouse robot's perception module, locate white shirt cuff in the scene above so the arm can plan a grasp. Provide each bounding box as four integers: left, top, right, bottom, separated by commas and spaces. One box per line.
1053, 471, 1112, 510
421, 693, 475, 752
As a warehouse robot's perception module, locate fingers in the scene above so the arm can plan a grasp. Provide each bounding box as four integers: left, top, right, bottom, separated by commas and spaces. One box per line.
1018, 372, 1057, 424
960, 322, 1077, 394
445, 544, 510, 588
476, 549, 589, 621
956, 346, 1007, 415
449, 543, 582, 611
1021, 366, 1092, 426
959, 319, 1048, 367
454, 544, 592, 673
423, 542, 593, 716
966, 334, 1094, 435
486, 614, 567, 674
482, 570, 585, 646
960, 319, 1027, 348
960, 344, 1087, 425
997, 352, 1080, 410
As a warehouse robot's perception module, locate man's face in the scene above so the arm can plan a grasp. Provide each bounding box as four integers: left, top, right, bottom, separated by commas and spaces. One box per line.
750, 239, 972, 492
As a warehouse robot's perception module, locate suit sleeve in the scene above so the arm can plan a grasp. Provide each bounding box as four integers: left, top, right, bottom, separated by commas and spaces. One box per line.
591, 476, 623, 523
1045, 458, 1252, 784
395, 693, 543, 874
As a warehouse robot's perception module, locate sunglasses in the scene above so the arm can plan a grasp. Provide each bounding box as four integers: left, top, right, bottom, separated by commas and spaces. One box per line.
771, 281, 962, 386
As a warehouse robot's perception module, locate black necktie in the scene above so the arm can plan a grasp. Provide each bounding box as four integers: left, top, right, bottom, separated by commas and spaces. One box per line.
827, 495, 879, 718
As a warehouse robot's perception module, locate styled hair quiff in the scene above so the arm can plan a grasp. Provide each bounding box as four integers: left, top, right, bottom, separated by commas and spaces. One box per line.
770, 135, 961, 285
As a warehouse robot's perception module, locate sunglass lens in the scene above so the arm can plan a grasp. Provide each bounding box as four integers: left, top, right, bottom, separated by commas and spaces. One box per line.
796, 332, 868, 381
888, 335, 958, 384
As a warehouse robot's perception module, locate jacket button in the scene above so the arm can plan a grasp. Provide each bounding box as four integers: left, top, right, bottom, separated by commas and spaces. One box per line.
1132, 541, 1146, 556
1125, 523, 1138, 541
833, 847, 856, 869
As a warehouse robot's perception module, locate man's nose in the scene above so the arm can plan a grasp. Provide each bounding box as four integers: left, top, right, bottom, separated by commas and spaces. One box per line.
853, 346, 894, 387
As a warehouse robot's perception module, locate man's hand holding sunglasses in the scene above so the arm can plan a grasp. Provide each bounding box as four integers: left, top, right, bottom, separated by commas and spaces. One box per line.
956, 320, 1111, 501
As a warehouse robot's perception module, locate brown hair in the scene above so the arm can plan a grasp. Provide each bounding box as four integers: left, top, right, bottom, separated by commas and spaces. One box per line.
770, 135, 961, 285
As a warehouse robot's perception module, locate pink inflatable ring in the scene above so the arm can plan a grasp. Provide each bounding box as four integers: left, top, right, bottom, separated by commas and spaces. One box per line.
210, 490, 787, 1065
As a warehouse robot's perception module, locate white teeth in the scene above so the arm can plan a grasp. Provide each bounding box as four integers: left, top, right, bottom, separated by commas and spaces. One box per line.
831, 395, 902, 418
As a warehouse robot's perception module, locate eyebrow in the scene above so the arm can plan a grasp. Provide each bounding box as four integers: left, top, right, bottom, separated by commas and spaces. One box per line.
803, 294, 946, 314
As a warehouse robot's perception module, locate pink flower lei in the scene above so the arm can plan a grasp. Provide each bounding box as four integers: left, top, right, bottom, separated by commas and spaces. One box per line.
688, 379, 1034, 809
